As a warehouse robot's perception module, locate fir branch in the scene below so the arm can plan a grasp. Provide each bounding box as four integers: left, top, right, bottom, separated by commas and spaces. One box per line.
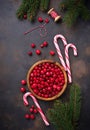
69, 84, 81, 128
60, 0, 90, 26
63, 8, 79, 26
40, 0, 50, 12
47, 84, 81, 130
16, 0, 40, 21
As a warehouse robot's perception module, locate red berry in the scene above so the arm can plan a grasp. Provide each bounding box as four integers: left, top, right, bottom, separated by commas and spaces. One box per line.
31, 83, 37, 89
31, 43, 36, 48
30, 114, 35, 120
20, 87, 26, 93
38, 17, 43, 22
43, 41, 48, 47
23, 14, 27, 19
40, 44, 44, 48
33, 89, 39, 94
53, 85, 57, 89
28, 51, 32, 56
50, 51, 55, 56
33, 109, 38, 114
21, 80, 27, 85
36, 49, 41, 55
25, 114, 30, 119
45, 18, 49, 23
30, 108, 34, 113
31, 105, 35, 109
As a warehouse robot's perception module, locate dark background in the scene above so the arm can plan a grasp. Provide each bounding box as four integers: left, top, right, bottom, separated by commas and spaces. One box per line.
0, 0, 90, 130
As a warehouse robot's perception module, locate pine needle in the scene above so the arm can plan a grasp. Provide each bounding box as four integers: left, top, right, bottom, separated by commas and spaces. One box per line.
47, 84, 81, 130
60, 0, 90, 26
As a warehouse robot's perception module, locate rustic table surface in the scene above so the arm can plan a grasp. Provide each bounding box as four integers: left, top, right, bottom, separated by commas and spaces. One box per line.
0, 0, 90, 130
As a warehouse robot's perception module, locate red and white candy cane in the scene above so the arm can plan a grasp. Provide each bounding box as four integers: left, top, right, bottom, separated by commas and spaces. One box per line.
65, 43, 77, 83
23, 92, 49, 126
54, 34, 68, 70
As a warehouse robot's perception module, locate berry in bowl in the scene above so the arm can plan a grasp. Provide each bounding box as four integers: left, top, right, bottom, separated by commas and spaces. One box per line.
27, 60, 67, 101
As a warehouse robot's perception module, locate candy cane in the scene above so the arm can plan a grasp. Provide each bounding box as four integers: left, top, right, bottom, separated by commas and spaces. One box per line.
65, 43, 77, 83
23, 92, 49, 126
54, 34, 68, 70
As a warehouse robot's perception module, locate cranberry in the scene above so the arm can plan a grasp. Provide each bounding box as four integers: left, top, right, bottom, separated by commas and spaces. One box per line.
20, 87, 26, 93
45, 18, 49, 23
31, 83, 37, 89
36, 49, 41, 55
31, 43, 36, 48
46, 72, 50, 76
28, 51, 32, 56
33, 89, 39, 94
38, 17, 43, 22
23, 14, 27, 19
50, 51, 55, 56
33, 109, 38, 114
43, 41, 48, 47
47, 87, 52, 91
25, 114, 30, 119
29, 108, 34, 113
31, 105, 35, 109
21, 80, 27, 85
57, 86, 61, 91
30, 114, 35, 120
53, 85, 57, 89
44, 94, 48, 98
40, 44, 44, 48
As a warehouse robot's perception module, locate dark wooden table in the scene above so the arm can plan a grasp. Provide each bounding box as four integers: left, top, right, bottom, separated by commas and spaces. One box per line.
0, 0, 90, 130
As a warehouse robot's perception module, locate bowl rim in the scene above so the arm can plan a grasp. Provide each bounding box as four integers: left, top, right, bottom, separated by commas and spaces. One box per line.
27, 60, 67, 101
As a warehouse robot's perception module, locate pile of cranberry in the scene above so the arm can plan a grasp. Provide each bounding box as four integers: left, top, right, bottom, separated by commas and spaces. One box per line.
29, 61, 65, 99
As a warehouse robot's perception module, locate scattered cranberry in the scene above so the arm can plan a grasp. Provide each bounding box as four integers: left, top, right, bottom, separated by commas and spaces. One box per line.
31, 105, 35, 109
45, 18, 49, 23
28, 51, 32, 56
21, 80, 27, 85
43, 41, 48, 47
38, 17, 43, 22
30, 114, 35, 120
40, 44, 44, 48
23, 14, 27, 19
29, 108, 34, 113
50, 51, 55, 56
31, 43, 36, 48
36, 49, 41, 55
20, 87, 26, 93
33, 109, 38, 114
25, 114, 30, 119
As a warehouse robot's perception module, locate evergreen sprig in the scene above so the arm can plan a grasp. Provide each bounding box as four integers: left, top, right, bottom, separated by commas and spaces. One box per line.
16, 0, 40, 21
40, 0, 50, 12
47, 84, 81, 130
16, 0, 50, 21
60, 0, 90, 26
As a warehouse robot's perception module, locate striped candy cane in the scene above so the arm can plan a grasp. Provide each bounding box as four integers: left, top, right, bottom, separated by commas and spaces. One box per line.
23, 92, 49, 126
65, 43, 77, 83
54, 34, 67, 70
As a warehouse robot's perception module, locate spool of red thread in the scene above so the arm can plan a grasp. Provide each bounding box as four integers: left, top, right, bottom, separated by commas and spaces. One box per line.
48, 8, 61, 22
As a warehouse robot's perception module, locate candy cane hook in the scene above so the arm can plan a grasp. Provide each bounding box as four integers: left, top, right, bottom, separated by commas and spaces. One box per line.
54, 34, 68, 70
65, 43, 77, 83
23, 92, 49, 126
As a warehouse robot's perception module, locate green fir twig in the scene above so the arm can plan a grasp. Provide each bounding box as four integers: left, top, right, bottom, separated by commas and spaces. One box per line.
47, 84, 81, 130
60, 0, 90, 26
40, 0, 50, 12
16, 0, 50, 21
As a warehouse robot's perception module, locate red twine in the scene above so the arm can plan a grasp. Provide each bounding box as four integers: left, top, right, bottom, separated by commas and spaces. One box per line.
24, 23, 47, 37
48, 8, 61, 22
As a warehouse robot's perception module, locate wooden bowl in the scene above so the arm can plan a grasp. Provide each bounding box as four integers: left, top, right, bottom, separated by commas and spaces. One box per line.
27, 60, 67, 101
